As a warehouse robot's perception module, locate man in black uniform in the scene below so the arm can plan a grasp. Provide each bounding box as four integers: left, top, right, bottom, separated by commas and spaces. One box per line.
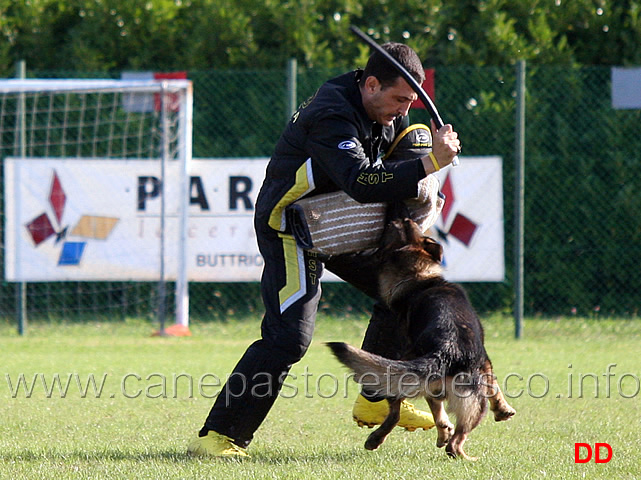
188, 42, 460, 457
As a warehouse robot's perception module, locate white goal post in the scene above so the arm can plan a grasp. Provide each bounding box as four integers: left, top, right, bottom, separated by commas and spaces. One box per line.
0, 78, 193, 332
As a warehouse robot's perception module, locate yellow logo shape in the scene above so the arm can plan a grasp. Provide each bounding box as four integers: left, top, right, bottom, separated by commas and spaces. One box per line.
71, 215, 119, 240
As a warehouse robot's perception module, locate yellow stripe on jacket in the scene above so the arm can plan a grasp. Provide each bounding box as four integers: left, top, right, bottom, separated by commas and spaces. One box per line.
268, 159, 316, 231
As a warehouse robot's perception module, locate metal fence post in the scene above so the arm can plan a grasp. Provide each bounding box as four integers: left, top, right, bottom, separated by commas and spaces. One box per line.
157, 82, 169, 334
175, 84, 192, 331
514, 60, 526, 339
16, 59, 27, 336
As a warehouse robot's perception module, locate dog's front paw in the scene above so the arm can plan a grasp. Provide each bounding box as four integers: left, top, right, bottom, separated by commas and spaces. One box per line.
364, 436, 383, 450
445, 436, 477, 461
446, 449, 478, 461
364, 430, 388, 450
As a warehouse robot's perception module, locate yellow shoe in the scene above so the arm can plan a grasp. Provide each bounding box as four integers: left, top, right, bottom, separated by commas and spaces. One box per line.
352, 394, 435, 432
187, 431, 249, 458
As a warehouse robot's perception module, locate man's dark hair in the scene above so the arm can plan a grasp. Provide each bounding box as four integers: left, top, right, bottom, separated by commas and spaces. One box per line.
361, 42, 425, 89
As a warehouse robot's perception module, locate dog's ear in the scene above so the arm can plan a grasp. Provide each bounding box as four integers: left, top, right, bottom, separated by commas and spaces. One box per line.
380, 219, 407, 249
421, 237, 443, 262
403, 218, 426, 245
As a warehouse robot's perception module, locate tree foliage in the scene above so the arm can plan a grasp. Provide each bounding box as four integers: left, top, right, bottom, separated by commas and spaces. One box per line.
2, 0, 641, 75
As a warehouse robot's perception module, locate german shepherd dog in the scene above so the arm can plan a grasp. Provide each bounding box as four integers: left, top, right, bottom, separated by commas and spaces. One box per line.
327, 218, 515, 460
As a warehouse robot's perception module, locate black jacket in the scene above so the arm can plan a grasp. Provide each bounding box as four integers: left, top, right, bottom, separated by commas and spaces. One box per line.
256, 70, 427, 232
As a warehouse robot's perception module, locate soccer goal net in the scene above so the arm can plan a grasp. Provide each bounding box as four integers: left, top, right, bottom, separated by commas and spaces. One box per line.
0, 78, 193, 331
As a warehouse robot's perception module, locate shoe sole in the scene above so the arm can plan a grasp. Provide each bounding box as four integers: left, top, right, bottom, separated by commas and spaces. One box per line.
353, 417, 433, 431
188, 449, 249, 459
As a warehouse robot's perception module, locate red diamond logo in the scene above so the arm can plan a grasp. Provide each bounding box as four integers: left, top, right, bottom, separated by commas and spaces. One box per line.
26, 213, 56, 246
49, 171, 66, 224
440, 173, 455, 223
449, 213, 478, 246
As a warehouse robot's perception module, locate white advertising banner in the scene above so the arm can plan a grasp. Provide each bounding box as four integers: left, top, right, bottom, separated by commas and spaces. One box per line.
4, 158, 265, 282
4, 156, 503, 282
432, 156, 504, 282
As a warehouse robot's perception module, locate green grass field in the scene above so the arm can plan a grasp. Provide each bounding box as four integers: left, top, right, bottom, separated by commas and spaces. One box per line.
1, 314, 640, 479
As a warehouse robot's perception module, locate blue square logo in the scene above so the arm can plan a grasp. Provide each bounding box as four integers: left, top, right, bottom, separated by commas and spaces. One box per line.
58, 242, 86, 266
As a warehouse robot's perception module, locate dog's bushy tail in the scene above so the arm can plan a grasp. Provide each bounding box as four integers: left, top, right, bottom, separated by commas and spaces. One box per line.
326, 342, 442, 399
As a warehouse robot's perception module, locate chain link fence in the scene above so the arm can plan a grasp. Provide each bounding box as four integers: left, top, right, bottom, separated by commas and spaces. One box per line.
1, 63, 640, 331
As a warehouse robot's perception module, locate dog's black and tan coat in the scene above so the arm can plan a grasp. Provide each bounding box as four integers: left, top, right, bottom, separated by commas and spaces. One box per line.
328, 218, 515, 460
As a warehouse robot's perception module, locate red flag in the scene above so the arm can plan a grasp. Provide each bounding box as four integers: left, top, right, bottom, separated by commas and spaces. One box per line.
411, 69, 435, 110
153, 71, 187, 112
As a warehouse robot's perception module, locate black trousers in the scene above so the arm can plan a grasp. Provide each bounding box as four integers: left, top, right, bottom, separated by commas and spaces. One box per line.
199, 218, 403, 448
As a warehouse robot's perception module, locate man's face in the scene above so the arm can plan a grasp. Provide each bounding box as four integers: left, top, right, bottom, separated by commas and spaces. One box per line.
361, 76, 418, 126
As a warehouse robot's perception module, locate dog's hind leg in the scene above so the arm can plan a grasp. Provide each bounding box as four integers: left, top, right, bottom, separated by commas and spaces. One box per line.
481, 360, 516, 421
444, 391, 487, 461
364, 398, 402, 450
446, 429, 477, 461
489, 388, 516, 422
426, 396, 454, 448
